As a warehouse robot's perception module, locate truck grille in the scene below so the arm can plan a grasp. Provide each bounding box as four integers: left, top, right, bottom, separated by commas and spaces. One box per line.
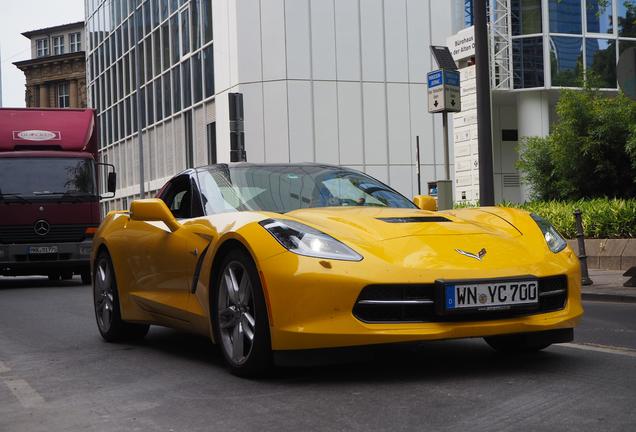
0, 225, 87, 244
353, 275, 568, 323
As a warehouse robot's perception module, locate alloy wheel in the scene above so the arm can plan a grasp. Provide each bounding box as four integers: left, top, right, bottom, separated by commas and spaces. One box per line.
94, 258, 115, 333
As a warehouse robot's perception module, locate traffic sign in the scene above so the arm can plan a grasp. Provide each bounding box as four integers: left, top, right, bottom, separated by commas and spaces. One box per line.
427, 69, 461, 113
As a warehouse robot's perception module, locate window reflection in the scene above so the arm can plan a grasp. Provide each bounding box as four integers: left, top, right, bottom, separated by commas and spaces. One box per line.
587, 0, 614, 34
513, 37, 545, 88
549, 0, 582, 34
550, 36, 583, 86
586, 38, 617, 88
618, 0, 636, 37
512, 0, 542, 36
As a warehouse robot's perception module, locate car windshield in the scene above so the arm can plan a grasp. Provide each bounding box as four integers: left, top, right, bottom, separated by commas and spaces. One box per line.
0, 157, 96, 199
195, 165, 416, 214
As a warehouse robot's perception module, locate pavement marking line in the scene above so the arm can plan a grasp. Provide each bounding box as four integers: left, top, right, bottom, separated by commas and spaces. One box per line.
561, 342, 636, 358
3, 378, 45, 408
0, 361, 10, 374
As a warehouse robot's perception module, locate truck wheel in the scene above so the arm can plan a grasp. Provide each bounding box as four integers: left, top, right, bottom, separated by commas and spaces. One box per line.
212, 248, 272, 377
48, 273, 60, 281
61, 271, 73, 280
93, 251, 149, 342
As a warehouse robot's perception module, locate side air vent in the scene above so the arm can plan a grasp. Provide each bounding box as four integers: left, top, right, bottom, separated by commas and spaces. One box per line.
377, 216, 451, 223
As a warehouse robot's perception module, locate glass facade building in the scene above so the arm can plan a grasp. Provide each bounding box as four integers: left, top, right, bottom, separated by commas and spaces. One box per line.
509, 0, 636, 89
85, 0, 214, 210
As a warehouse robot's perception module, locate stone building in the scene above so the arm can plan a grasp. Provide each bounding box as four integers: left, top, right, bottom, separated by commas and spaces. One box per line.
14, 22, 86, 108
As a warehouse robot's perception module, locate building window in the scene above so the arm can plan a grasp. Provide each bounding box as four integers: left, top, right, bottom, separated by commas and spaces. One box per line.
618, 0, 636, 37
513, 37, 544, 88
53, 36, 65, 55
70, 32, 82, 52
512, 0, 542, 36
549, 0, 582, 34
586, 38, 617, 88
550, 36, 583, 86
207, 122, 217, 164
58, 82, 70, 108
36, 38, 49, 57
586, 0, 614, 34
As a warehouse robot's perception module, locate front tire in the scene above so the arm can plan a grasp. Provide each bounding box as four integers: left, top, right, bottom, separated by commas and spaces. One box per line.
212, 248, 272, 377
93, 251, 149, 342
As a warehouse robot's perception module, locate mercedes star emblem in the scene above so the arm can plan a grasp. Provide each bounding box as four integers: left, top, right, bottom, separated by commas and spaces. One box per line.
34, 220, 50, 236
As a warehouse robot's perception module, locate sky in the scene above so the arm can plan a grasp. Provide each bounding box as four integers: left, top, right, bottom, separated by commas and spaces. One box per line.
0, 0, 85, 107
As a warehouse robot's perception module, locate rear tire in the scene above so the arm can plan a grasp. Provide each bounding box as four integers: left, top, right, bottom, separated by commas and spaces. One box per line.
212, 248, 272, 377
93, 251, 149, 342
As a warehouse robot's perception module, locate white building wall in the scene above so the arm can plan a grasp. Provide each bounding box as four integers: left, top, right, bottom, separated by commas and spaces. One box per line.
212, 0, 455, 198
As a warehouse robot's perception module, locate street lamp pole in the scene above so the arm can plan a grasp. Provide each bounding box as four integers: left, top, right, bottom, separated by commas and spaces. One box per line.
134, 6, 145, 199
474, 0, 495, 206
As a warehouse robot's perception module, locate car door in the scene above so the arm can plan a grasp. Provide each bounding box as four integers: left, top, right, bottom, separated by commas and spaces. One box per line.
126, 174, 205, 322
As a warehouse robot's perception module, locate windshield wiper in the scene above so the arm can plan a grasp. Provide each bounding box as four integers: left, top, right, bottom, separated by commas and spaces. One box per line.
0, 192, 32, 204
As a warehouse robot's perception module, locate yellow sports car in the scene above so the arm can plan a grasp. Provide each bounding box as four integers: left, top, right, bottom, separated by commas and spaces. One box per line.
92, 163, 582, 376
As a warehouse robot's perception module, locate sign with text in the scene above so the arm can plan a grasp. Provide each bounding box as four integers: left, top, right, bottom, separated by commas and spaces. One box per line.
427, 69, 461, 113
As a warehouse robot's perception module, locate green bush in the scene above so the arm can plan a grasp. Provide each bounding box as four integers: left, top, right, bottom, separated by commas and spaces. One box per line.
516, 87, 636, 200
500, 199, 636, 239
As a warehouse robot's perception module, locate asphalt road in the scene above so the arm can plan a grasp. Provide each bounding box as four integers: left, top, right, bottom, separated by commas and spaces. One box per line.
0, 277, 635, 432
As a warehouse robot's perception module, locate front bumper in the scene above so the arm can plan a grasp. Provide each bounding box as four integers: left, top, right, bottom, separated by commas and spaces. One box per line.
258, 250, 584, 351
0, 240, 92, 276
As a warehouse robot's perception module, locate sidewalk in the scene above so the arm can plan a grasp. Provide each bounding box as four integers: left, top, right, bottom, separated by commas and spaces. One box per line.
581, 269, 636, 303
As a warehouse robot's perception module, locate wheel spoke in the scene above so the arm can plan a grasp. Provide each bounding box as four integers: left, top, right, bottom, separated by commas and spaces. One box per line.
238, 273, 251, 305
223, 272, 238, 305
241, 313, 255, 341
101, 302, 111, 327
232, 322, 244, 361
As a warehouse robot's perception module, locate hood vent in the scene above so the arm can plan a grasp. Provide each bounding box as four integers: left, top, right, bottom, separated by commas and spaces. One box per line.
377, 216, 451, 223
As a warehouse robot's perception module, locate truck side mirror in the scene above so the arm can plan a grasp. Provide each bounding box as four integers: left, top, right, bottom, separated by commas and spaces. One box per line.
413, 195, 437, 211
107, 172, 116, 194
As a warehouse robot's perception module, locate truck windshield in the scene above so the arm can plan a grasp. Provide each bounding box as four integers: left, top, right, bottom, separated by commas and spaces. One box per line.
0, 158, 96, 199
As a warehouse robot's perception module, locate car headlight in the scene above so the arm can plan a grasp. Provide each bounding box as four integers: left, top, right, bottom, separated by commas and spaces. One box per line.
259, 219, 363, 261
530, 213, 567, 253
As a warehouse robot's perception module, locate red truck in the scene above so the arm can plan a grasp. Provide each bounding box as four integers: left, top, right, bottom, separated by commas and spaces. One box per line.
0, 108, 115, 283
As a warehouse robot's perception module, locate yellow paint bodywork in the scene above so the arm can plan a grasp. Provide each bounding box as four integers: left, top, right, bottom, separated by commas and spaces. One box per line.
93, 205, 583, 351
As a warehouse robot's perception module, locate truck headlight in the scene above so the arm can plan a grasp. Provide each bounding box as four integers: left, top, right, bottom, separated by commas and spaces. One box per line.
259, 219, 363, 261
531, 213, 567, 253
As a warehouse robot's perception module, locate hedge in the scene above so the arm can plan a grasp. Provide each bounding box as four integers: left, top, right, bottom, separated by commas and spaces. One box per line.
454, 199, 636, 239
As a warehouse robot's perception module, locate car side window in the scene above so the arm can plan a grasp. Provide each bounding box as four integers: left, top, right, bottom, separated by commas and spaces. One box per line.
159, 175, 192, 219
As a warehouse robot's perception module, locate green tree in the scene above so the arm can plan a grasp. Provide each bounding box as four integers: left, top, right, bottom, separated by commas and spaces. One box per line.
517, 86, 636, 200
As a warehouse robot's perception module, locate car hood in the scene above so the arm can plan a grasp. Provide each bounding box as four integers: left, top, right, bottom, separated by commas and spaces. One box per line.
284, 207, 519, 242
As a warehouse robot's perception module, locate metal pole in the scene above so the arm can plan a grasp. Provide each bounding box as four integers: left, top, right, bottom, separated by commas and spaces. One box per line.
134, 6, 145, 199
474, 0, 495, 206
416, 136, 421, 195
442, 111, 450, 180
574, 209, 594, 286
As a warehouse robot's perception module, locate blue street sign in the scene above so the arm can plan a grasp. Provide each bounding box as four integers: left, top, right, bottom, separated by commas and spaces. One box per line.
427, 70, 443, 88
443, 69, 460, 87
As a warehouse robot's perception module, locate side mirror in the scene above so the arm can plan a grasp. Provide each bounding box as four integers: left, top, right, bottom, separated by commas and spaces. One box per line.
130, 199, 181, 232
413, 195, 437, 211
107, 172, 116, 194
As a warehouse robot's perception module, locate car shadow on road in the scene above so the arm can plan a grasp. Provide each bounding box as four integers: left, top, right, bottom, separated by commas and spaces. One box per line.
0, 276, 87, 290
139, 327, 582, 384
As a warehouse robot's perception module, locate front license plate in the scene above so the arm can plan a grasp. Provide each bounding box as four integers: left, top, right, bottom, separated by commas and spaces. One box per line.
29, 246, 58, 254
444, 280, 538, 312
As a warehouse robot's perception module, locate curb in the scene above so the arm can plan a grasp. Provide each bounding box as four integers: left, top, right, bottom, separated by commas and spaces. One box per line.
582, 292, 636, 304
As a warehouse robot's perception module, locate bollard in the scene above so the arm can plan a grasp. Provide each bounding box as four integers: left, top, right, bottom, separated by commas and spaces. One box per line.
573, 209, 594, 286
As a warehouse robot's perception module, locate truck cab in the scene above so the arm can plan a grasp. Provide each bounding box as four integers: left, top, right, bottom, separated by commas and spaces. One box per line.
0, 108, 115, 283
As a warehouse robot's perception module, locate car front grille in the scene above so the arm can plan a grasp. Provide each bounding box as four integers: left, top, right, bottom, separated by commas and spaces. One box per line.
352, 275, 569, 323
0, 225, 87, 244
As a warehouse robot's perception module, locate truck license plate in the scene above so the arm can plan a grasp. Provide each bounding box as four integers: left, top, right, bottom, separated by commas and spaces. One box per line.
29, 246, 58, 254
445, 280, 538, 311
